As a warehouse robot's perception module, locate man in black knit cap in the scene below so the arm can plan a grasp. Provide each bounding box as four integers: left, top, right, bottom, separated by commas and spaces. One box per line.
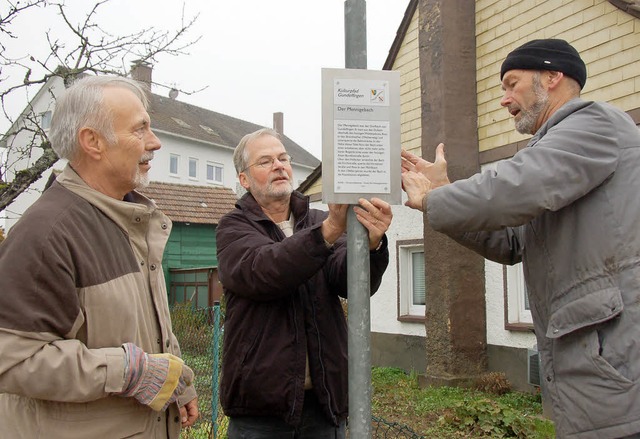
402, 39, 640, 438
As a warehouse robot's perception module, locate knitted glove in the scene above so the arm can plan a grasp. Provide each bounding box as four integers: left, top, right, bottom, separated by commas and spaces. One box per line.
118, 343, 193, 411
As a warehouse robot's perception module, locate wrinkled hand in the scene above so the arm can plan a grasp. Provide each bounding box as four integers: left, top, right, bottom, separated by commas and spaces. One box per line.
401, 171, 432, 211
322, 203, 349, 245
401, 143, 450, 189
117, 343, 193, 412
179, 397, 199, 427
353, 197, 393, 250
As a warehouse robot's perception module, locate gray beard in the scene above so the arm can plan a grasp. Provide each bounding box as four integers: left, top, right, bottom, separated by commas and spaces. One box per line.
515, 81, 548, 135
247, 173, 293, 201
135, 170, 150, 190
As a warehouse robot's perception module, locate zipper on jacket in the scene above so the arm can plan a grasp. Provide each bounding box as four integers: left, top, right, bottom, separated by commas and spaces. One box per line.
289, 294, 300, 420
309, 288, 338, 426
239, 307, 272, 367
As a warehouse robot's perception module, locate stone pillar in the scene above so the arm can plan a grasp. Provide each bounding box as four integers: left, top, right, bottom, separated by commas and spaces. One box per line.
417, 0, 487, 387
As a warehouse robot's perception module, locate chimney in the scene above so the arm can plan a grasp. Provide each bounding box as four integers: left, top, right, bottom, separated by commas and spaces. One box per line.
273, 112, 284, 137
131, 60, 153, 86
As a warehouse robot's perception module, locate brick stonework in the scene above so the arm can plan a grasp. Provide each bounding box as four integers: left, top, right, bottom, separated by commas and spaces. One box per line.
476, 0, 640, 153
396, 10, 422, 156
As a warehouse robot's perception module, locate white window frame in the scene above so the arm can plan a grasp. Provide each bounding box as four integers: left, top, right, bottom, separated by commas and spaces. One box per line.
505, 263, 533, 326
169, 154, 180, 176
397, 241, 426, 321
480, 160, 533, 328
40, 110, 52, 130
206, 161, 223, 184
188, 157, 198, 179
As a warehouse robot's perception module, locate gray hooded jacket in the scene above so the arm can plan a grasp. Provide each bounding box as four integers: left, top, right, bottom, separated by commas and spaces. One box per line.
427, 99, 640, 439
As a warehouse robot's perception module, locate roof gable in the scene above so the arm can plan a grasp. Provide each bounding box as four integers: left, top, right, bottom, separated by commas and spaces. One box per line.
608, 0, 640, 18
138, 181, 237, 225
149, 93, 320, 169
383, 0, 419, 70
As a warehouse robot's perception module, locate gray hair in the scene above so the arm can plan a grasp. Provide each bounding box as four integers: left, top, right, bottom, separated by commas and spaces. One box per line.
233, 127, 281, 174
48, 75, 149, 160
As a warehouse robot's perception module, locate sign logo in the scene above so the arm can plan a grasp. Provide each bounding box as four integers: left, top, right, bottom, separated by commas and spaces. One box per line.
370, 88, 385, 103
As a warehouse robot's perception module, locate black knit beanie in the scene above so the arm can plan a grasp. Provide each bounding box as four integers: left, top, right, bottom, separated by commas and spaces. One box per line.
500, 39, 587, 89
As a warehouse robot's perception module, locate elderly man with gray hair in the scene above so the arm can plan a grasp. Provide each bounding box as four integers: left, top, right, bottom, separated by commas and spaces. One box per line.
0, 75, 198, 438
217, 127, 393, 438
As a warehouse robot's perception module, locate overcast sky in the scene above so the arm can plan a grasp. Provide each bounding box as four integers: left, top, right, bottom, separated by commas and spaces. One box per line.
2, 0, 410, 159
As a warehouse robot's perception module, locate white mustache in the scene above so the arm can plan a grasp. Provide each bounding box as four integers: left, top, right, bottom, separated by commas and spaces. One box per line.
139, 153, 154, 163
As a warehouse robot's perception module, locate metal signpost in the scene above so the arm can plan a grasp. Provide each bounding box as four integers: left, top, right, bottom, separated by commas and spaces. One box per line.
321, 2, 401, 436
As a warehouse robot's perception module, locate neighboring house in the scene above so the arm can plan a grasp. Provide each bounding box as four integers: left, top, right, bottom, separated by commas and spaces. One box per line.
1, 63, 321, 305
138, 181, 238, 308
300, 0, 640, 393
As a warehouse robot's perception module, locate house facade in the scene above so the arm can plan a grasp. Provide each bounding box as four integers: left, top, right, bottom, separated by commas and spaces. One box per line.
300, 0, 640, 392
1, 64, 321, 306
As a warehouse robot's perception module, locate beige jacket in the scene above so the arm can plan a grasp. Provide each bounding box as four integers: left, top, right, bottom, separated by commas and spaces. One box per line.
0, 165, 196, 438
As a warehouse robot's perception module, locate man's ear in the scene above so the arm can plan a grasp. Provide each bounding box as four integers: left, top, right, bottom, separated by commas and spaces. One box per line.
77, 127, 103, 161
547, 71, 564, 90
238, 172, 251, 190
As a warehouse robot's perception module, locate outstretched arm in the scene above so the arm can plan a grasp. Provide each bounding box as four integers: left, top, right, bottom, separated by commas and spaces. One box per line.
401, 143, 450, 212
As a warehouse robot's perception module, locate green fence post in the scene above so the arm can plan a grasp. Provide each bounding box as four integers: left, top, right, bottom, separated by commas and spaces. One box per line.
212, 302, 221, 438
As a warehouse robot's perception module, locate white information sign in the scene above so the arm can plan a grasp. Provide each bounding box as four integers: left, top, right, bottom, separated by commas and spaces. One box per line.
334, 119, 390, 193
322, 68, 401, 205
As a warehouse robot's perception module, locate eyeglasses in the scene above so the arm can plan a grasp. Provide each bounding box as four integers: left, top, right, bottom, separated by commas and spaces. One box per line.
241, 154, 292, 173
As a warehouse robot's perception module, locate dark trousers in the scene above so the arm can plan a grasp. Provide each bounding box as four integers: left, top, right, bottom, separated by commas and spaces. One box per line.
228, 391, 346, 439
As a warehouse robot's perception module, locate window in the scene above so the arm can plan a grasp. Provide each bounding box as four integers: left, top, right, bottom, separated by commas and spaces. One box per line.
188, 157, 198, 179
206, 162, 223, 184
505, 263, 533, 327
397, 240, 426, 321
170, 154, 179, 175
169, 268, 210, 309
480, 161, 533, 329
40, 111, 52, 130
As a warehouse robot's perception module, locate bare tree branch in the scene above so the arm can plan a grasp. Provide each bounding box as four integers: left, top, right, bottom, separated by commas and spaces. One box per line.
0, 0, 47, 38
0, 141, 58, 209
0, 0, 201, 214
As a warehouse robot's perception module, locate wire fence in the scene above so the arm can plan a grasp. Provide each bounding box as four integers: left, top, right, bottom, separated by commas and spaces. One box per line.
171, 303, 424, 439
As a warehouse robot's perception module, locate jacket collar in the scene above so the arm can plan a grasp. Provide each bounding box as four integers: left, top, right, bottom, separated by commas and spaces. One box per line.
57, 164, 165, 233
237, 191, 310, 226
528, 98, 592, 146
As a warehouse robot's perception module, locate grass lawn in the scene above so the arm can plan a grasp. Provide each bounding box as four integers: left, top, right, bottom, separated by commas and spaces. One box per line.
181, 366, 555, 438
171, 302, 554, 439
370, 367, 555, 438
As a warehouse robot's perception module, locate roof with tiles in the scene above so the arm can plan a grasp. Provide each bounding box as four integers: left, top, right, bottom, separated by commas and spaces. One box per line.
138, 181, 237, 225
148, 93, 320, 169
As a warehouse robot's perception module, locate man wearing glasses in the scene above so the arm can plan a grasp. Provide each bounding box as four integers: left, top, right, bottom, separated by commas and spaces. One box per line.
216, 128, 393, 438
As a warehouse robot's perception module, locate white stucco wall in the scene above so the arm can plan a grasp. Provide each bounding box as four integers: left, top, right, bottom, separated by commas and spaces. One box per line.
311, 194, 426, 338
3, 76, 67, 232
480, 161, 536, 350
148, 133, 236, 188
485, 259, 536, 349
370, 203, 425, 337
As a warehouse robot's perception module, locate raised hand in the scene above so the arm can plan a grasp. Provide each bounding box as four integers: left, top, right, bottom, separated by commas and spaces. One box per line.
401, 143, 450, 189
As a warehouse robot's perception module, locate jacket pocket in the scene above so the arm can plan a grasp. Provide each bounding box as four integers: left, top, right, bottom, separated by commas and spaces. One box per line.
35, 397, 150, 438
546, 286, 623, 339
549, 286, 635, 389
